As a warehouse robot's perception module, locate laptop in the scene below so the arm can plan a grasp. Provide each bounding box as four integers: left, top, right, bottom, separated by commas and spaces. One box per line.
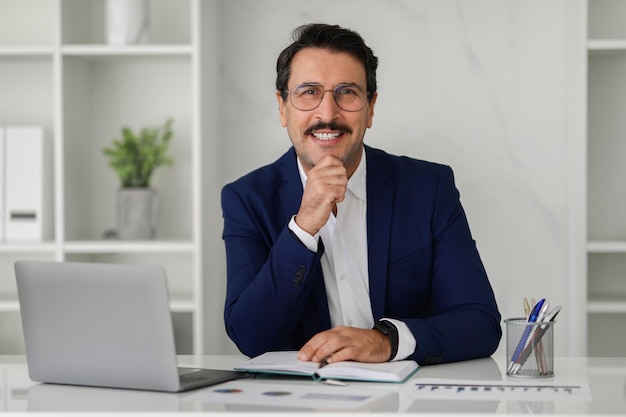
15, 260, 245, 392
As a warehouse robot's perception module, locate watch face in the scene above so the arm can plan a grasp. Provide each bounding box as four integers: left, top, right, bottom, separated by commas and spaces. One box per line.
375, 321, 393, 334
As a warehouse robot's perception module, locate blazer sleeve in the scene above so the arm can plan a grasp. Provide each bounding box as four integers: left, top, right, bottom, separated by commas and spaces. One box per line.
221, 181, 327, 357
399, 165, 502, 364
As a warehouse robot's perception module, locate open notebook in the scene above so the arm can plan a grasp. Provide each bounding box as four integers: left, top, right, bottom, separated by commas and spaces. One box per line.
235, 351, 419, 383
15, 260, 244, 392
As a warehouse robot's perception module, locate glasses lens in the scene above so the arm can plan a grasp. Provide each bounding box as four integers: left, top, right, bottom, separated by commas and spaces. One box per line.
289, 84, 367, 112
333, 85, 367, 112
291, 85, 324, 111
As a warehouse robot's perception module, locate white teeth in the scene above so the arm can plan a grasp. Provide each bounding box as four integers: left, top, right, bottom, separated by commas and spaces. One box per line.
312, 132, 340, 140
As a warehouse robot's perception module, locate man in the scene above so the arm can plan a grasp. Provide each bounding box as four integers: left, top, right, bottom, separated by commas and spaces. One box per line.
221, 23, 501, 365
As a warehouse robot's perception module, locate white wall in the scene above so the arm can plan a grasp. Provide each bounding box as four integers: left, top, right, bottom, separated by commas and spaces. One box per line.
205, 0, 579, 357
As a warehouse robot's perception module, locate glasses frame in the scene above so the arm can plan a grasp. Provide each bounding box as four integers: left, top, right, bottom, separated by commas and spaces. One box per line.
285, 83, 370, 112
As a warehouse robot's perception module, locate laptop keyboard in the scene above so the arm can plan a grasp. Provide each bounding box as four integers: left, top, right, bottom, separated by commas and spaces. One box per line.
178, 367, 202, 376
177, 367, 245, 390
179, 369, 211, 384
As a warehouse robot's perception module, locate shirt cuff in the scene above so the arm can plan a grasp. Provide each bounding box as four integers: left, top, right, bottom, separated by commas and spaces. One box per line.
288, 215, 319, 252
382, 318, 417, 361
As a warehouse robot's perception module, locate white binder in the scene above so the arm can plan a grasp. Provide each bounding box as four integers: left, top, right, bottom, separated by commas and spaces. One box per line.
4, 126, 52, 241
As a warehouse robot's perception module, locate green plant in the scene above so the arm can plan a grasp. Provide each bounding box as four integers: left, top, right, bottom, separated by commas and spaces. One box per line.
103, 118, 174, 188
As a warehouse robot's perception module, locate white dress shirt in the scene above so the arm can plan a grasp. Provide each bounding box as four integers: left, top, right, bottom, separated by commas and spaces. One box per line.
288, 149, 416, 360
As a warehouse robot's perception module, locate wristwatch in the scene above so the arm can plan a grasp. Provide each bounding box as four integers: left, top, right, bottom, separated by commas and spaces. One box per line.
372, 320, 399, 361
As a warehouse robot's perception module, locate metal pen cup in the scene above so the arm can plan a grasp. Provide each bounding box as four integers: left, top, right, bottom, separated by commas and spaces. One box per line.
505, 318, 554, 378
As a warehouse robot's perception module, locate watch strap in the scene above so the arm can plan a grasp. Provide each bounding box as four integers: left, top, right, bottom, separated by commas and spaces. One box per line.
372, 319, 399, 361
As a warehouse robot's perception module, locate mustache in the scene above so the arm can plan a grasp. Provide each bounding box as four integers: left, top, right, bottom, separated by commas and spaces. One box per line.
304, 121, 352, 136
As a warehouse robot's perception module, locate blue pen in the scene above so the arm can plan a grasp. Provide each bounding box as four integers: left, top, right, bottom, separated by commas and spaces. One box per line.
524, 302, 549, 348
508, 298, 545, 372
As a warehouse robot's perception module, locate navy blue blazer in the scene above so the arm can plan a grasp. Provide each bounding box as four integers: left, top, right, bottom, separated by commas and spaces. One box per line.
221, 146, 501, 364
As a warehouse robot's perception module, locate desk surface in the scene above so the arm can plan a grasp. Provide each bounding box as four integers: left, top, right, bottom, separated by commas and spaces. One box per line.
1, 355, 625, 415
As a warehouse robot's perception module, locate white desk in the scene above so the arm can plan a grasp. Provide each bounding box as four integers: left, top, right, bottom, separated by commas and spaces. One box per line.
0, 355, 625, 415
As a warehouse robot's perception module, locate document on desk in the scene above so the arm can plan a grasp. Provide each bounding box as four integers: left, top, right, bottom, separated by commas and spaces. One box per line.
234, 351, 419, 383
402, 379, 592, 401
182, 379, 397, 411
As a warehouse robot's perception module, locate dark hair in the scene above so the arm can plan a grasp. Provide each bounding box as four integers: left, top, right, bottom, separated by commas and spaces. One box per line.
276, 23, 378, 101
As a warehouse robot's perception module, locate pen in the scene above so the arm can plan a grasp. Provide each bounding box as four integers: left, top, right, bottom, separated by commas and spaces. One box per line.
322, 379, 348, 386
525, 302, 549, 345
542, 305, 562, 326
523, 296, 535, 368
318, 355, 332, 369
529, 302, 549, 374
523, 297, 531, 317
529, 299, 544, 322
536, 302, 550, 322
539, 306, 562, 374
508, 299, 545, 373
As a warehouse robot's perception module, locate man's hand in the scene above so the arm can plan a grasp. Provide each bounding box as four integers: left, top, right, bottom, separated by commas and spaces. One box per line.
297, 326, 391, 364
295, 155, 347, 235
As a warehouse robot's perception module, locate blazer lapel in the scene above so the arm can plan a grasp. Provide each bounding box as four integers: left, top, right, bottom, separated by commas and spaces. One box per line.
365, 146, 393, 320
278, 150, 303, 221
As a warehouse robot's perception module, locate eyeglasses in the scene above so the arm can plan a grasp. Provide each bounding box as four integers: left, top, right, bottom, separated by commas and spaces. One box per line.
286, 83, 369, 112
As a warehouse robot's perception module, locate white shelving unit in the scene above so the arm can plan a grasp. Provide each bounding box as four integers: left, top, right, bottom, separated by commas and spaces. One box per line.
0, 0, 203, 355
585, 0, 626, 356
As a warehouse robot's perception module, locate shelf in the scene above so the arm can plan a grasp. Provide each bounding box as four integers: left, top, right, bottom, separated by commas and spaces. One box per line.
62, 44, 193, 57
587, 241, 626, 253
588, 39, 626, 51
169, 295, 196, 313
0, 0, 203, 356
0, 243, 56, 254
588, 296, 626, 314
0, 296, 193, 313
0, 46, 54, 56
0, 298, 19, 313
63, 240, 195, 254
584, 0, 626, 357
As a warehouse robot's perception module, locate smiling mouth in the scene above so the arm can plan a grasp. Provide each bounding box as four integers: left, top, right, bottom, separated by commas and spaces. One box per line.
305, 122, 351, 140
312, 132, 342, 141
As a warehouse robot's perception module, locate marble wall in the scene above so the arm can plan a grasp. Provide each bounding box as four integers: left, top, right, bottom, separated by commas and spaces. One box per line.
209, 0, 576, 356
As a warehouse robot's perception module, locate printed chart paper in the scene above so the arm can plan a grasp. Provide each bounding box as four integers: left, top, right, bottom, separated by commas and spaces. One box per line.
403, 379, 592, 401
183, 379, 396, 411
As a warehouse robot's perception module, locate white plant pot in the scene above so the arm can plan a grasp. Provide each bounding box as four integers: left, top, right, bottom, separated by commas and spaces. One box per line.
106, 0, 149, 45
117, 188, 159, 240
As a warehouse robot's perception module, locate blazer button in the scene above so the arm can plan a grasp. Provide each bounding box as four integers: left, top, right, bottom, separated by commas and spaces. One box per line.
298, 265, 306, 273
294, 272, 303, 280
423, 355, 443, 365
292, 279, 301, 287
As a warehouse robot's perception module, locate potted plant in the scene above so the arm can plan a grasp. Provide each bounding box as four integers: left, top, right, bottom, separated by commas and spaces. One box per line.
103, 118, 174, 239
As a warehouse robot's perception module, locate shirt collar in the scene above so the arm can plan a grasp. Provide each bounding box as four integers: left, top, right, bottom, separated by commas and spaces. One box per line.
296, 148, 367, 203
348, 149, 367, 202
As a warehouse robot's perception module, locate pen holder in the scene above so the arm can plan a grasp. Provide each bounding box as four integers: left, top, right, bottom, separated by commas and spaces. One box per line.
505, 318, 554, 378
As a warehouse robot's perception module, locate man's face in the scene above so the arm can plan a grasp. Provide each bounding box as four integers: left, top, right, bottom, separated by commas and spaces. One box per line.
276, 47, 377, 177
